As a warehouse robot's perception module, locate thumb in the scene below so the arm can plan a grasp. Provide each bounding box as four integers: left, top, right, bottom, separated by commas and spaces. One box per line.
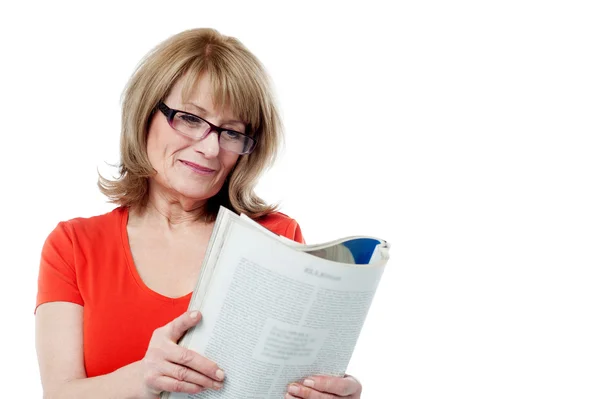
167, 310, 202, 341
344, 374, 362, 393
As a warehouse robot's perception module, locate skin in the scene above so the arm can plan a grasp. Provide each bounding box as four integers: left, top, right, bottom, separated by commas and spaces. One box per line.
35, 72, 362, 398
143, 73, 243, 219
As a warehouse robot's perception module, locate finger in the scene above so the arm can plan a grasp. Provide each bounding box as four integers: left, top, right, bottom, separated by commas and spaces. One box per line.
159, 360, 224, 390
164, 343, 225, 383
166, 311, 202, 341
151, 375, 206, 395
287, 383, 340, 399
343, 374, 362, 394
300, 375, 360, 396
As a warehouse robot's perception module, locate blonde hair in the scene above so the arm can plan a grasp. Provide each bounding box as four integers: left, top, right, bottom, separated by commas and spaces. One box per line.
98, 28, 282, 221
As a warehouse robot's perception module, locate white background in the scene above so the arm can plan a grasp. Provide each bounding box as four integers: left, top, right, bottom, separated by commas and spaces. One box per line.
1, 0, 599, 397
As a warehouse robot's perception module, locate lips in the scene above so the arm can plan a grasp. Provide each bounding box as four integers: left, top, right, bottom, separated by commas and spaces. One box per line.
179, 160, 216, 174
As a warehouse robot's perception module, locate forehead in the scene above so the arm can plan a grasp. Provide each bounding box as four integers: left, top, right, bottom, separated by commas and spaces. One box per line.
168, 72, 238, 121
168, 67, 262, 132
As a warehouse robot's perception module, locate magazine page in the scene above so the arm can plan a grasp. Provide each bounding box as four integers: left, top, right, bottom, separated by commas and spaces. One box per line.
164, 214, 387, 398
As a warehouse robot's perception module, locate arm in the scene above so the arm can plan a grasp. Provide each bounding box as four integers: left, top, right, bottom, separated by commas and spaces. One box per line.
36, 303, 225, 399
36, 223, 225, 399
36, 302, 143, 399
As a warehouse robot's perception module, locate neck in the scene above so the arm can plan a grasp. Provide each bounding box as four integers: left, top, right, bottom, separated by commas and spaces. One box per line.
133, 181, 211, 229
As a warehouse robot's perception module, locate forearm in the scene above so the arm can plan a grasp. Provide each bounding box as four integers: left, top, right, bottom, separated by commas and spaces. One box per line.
44, 361, 144, 399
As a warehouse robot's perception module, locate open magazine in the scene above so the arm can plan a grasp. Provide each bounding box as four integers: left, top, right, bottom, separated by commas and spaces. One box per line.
161, 207, 390, 399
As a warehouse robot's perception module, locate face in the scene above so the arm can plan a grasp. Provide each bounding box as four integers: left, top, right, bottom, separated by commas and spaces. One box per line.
146, 73, 244, 208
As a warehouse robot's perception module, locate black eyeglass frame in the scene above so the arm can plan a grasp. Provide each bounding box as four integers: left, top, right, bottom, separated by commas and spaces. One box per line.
157, 101, 257, 155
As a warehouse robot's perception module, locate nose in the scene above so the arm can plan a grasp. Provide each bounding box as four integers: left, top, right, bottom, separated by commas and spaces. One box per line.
193, 129, 220, 158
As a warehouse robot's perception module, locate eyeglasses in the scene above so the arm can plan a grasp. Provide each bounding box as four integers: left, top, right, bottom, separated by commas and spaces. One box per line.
157, 102, 257, 155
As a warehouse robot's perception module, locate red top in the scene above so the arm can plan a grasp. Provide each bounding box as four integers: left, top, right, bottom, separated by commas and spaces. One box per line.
36, 206, 304, 377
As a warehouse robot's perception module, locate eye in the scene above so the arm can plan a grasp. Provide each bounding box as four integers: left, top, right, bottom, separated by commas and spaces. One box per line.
222, 130, 243, 141
177, 113, 204, 127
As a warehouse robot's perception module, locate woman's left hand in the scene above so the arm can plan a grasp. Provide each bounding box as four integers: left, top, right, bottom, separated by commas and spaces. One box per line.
286, 374, 362, 398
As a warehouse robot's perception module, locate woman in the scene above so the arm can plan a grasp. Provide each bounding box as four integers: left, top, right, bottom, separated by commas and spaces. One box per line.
35, 28, 362, 398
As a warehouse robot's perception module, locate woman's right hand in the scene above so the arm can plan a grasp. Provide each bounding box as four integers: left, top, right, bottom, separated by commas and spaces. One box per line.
138, 310, 225, 398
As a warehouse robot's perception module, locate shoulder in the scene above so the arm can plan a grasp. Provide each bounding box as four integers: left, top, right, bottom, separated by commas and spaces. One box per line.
37, 207, 125, 311
64, 206, 125, 228
255, 211, 305, 244
45, 206, 125, 246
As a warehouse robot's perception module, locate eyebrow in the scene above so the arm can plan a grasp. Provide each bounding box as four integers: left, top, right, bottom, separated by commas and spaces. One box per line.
184, 102, 245, 127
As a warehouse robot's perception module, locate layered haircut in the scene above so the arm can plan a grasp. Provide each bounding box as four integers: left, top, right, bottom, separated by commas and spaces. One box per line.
98, 28, 282, 221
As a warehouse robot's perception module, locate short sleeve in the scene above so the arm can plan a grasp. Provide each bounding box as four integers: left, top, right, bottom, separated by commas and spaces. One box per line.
284, 219, 305, 244
35, 221, 83, 313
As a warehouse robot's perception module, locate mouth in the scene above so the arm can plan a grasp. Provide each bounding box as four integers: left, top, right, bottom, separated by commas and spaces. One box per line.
179, 160, 216, 175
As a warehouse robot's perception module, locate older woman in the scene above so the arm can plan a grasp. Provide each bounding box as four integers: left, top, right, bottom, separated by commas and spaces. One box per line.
35, 28, 362, 399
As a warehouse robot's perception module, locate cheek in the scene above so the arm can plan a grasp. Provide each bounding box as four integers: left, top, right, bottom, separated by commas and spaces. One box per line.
221, 153, 240, 174
147, 128, 187, 167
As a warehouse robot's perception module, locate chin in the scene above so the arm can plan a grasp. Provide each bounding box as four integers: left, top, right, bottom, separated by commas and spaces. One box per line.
173, 181, 223, 202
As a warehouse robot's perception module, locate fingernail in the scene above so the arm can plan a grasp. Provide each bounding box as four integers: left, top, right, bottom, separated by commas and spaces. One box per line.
190, 311, 199, 320
216, 369, 225, 380
213, 381, 223, 389
288, 384, 300, 394
303, 379, 315, 387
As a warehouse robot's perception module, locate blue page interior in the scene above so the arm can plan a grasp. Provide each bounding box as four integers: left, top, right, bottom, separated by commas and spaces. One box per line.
342, 238, 381, 264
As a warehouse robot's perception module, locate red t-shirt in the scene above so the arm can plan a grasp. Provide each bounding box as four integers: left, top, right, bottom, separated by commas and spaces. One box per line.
36, 206, 304, 377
